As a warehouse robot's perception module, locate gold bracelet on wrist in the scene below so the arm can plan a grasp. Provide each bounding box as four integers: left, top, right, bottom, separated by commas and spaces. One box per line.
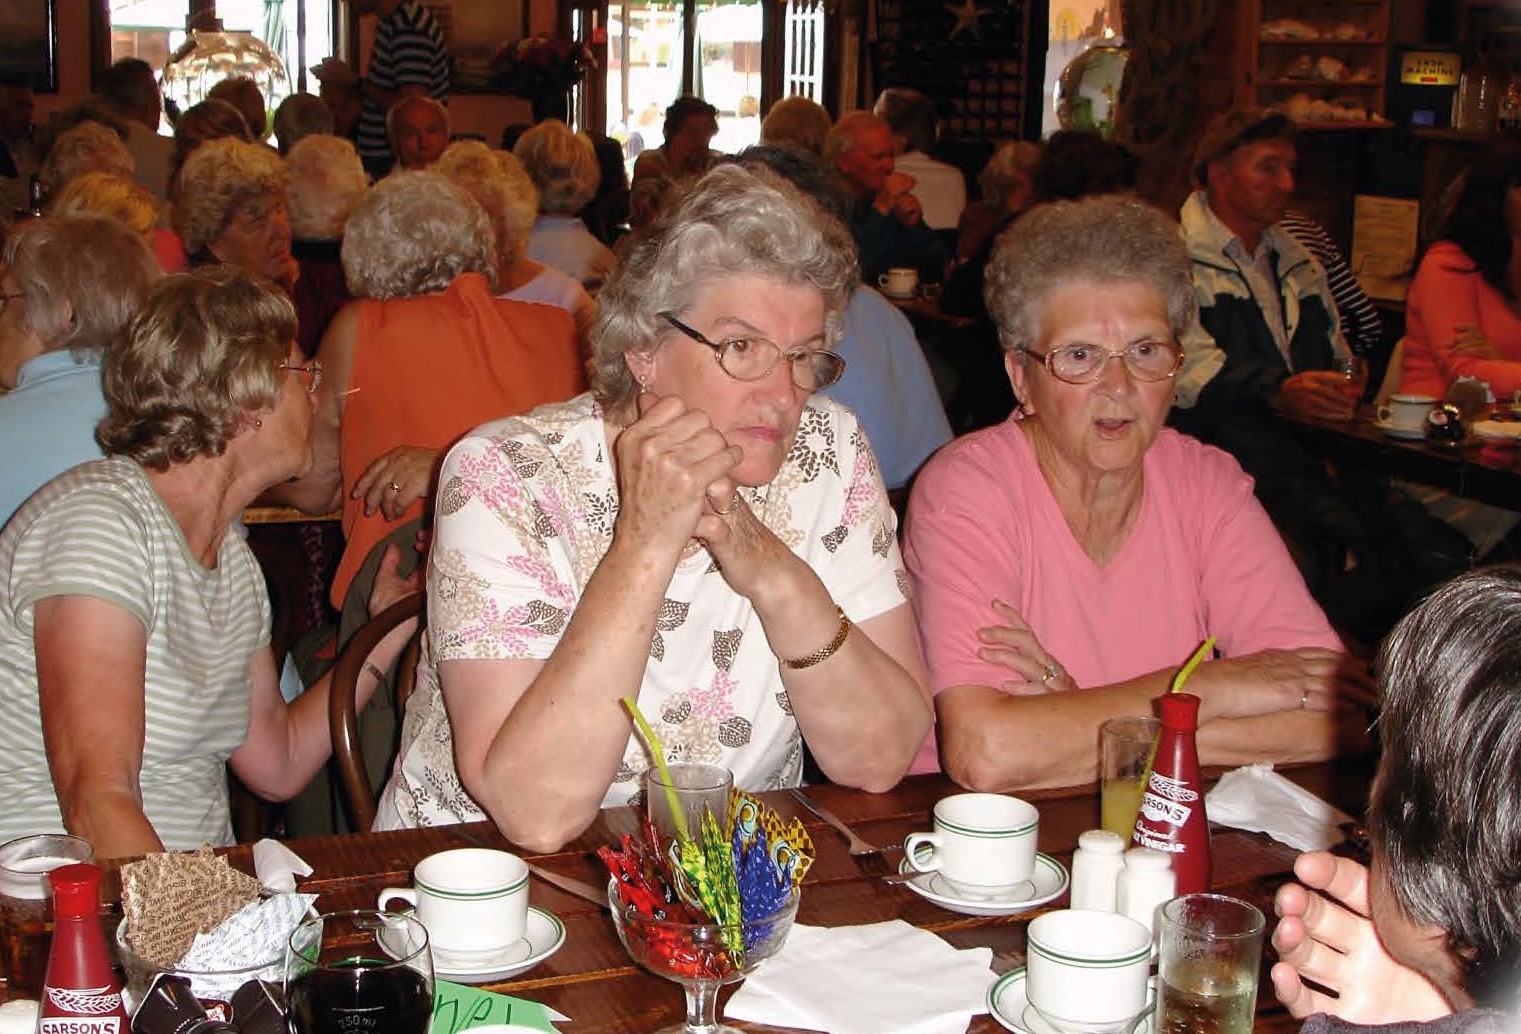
782, 605, 852, 670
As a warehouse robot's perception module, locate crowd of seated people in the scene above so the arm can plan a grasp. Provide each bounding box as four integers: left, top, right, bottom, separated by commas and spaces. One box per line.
5, 64, 1514, 938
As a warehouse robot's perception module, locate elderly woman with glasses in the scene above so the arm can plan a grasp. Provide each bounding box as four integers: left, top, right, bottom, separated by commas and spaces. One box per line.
904, 195, 1366, 792
0, 268, 414, 858
376, 164, 932, 850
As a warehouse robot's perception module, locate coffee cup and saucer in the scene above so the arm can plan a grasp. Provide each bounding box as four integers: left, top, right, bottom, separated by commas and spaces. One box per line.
988, 909, 1155, 1034
987, 970, 1156, 1034
1374, 394, 1438, 441
878, 267, 920, 300
378, 848, 565, 983
895, 793, 1068, 916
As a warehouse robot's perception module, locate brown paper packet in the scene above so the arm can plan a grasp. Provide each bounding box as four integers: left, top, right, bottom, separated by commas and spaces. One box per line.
120, 847, 261, 966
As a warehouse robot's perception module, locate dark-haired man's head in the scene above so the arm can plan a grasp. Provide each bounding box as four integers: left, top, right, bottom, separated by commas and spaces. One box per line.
98, 58, 163, 130
1370, 565, 1521, 1013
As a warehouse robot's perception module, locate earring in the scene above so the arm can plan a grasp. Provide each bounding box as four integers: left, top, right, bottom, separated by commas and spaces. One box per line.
254, 418, 263, 429
636, 379, 648, 395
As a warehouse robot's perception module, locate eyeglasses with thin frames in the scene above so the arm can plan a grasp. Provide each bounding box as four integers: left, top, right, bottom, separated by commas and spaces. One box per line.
1023, 340, 1184, 385
659, 311, 846, 392
279, 359, 323, 394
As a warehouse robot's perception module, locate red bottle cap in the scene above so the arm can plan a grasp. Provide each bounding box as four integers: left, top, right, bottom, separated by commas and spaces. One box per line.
1158, 692, 1201, 730
47, 863, 102, 919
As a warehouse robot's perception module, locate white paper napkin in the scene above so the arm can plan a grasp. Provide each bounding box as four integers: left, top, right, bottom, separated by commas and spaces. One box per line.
1204, 763, 1353, 852
725, 921, 993, 1034
253, 837, 314, 894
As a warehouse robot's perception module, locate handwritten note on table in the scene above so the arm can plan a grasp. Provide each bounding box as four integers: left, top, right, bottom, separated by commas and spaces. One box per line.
431, 979, 569, 1034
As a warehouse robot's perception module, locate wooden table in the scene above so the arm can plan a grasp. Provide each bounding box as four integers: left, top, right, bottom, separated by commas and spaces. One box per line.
243, 505, 342, 525
6, 765, 1372, 1032
1280, 405, 1521, 510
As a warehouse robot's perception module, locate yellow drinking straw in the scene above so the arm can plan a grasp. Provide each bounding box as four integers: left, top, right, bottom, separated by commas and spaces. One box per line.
1136, 636, 1217, 794
622, 696, 691, 843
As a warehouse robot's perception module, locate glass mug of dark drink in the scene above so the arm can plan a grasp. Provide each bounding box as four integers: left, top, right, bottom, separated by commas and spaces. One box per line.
0, 833, 94, 999
1333, 355, 1369, 406
283, 910, 434, 1034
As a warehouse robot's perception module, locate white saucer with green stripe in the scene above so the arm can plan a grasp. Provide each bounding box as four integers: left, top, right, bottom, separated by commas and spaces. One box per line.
380, 905, 566, 983
896, 851, 1068, 916
987, 968, 1156, 1034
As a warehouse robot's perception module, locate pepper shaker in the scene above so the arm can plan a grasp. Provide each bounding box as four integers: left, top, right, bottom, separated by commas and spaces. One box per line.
1069, 829, 1126, 912
1116, 846, 1176, 938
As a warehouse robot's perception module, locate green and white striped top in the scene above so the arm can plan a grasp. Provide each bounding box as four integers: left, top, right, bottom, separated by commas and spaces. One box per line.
0, 457, 269, 850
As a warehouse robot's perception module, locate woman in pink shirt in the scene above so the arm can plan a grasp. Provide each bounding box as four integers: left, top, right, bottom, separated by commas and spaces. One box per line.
1400, 135, 1521, 399
904, 196, 1368, 791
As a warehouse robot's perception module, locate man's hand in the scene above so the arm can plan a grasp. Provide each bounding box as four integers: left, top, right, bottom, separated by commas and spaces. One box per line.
1270, 852, 1451, 1024
1272, 370, 1356, 422
873, 171, 919, 224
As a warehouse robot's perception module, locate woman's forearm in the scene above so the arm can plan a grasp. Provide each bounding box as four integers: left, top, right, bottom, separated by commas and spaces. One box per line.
61, 788, 164, 861
748, 565, 932, 791
936, 674, 1175, 792
459, 535, 682, 851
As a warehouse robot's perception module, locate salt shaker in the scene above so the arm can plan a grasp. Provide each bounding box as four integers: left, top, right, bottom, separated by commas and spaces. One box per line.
1069, 829, 1126, 912
1116, 846, 1176, 937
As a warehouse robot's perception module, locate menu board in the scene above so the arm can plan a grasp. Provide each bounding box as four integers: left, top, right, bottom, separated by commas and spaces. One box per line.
1351, 194, 1420, 300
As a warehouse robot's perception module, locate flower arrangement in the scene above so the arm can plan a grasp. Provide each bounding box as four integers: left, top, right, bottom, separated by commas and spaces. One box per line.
491, 33, 597, 97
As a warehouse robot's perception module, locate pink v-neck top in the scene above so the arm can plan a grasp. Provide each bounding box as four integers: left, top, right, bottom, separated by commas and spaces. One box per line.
903, 419, 1340, 773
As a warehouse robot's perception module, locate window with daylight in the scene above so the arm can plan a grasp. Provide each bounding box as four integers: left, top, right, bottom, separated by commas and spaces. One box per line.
589, 0, 826, 168
104, 0, 333, 127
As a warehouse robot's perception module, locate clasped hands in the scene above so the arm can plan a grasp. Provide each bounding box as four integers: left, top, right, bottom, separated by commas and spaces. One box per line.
614, 393, 791, 597
874, 171, 924, 227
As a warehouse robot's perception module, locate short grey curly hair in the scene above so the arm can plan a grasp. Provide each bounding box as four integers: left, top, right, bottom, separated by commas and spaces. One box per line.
984, 195, 1196, 354
98, 266, 295, 470
591, 163, 857, 408
341, 170, 496, 299
513, 119, 601, 215
171, 137, 290, 261
286, 134, 369, 240
434, 140, 539, 271
39, 121, 134, 192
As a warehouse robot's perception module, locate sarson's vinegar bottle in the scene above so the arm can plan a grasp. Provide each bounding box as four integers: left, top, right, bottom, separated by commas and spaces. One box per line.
1130, 692, 1211, 893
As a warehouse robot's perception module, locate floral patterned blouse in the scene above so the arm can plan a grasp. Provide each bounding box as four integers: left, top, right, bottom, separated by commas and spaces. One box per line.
375, 392, 908, 829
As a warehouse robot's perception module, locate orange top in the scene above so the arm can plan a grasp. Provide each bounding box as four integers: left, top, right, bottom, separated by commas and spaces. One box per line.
332, 273, 585, 607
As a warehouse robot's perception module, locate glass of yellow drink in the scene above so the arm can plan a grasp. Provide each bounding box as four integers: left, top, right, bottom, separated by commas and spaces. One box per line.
1100, 716, 1161, 840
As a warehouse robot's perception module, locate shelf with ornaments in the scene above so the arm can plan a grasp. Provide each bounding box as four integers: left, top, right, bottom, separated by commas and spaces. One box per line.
1239, 0, 1392, 128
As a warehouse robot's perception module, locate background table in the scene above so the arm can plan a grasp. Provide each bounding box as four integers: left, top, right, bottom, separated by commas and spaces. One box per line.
4, 764, 1373, 1032
1279, 405, 1521, 511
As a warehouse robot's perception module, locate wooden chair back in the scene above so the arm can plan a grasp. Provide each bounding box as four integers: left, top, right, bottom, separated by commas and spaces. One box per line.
329, 593, 423, 831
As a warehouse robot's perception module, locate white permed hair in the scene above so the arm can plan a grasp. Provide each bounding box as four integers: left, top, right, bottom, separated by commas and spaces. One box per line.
340, 170, 496, 299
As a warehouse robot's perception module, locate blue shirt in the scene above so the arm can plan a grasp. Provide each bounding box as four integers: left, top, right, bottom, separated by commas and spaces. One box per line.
822, 288, 952, 490
0, 350, 108, 530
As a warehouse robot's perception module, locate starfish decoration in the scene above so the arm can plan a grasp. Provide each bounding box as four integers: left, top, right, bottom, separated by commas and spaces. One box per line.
946, 0, 987, 39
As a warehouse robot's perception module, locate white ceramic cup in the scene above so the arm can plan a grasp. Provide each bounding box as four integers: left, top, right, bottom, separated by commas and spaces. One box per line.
378, 848, 528, 954
1377, 393, 1438, 432
1026, 909, 1153, 1034
902, 792, 1039, 895
878, 267, 919, 298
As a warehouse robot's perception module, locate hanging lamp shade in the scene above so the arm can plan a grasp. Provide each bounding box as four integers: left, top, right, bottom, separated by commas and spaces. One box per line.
160, 21, 290, 134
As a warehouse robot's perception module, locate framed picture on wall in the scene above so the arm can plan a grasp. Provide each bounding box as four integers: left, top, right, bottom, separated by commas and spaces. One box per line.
0, 0, 58, 92
435, 1, 531, 93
